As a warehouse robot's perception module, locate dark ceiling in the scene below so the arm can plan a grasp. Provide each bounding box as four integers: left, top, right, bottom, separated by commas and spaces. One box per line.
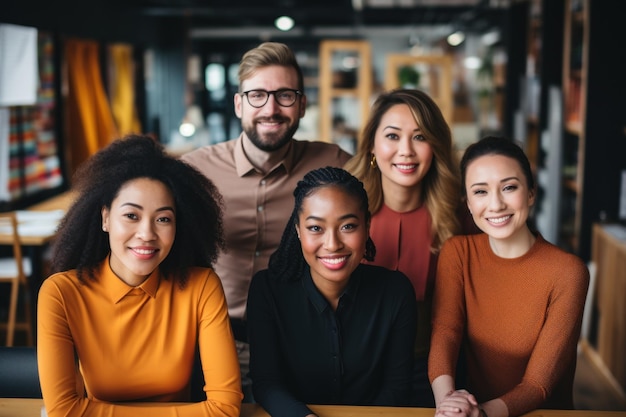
117, 0, 508, 37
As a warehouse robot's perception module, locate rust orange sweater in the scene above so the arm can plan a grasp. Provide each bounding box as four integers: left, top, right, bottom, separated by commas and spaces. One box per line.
429, 233, 589, 416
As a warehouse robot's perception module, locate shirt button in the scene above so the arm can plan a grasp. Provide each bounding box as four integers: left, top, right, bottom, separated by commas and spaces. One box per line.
257, 205, 264, 212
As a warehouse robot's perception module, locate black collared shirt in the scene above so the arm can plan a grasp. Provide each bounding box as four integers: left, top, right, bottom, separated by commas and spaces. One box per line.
247, 263, 417, 417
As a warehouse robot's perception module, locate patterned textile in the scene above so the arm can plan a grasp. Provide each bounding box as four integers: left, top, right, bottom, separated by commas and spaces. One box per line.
3, 31, 63, 203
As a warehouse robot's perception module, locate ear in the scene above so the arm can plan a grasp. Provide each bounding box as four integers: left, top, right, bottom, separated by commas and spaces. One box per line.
294, 223, 301, 239
101, 206, 110, 232
234, 92, 243, 119
528, 188, 536, 208
298, 94, 307, 118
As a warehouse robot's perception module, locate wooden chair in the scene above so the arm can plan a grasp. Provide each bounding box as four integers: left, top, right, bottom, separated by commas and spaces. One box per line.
0, 212, 33, 346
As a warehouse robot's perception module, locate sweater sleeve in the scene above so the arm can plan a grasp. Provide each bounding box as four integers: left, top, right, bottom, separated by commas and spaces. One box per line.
428, 238, 466, 383
500, 254, 589, 416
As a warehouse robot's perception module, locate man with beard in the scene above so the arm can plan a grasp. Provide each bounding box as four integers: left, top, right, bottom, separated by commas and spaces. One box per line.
181, 42, 350, 401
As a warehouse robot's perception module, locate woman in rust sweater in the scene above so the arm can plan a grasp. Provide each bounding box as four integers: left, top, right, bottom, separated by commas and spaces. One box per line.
429, 136, 589, 417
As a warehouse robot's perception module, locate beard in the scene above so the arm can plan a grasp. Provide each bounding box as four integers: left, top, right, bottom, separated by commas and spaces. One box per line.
243, 116, 300, 152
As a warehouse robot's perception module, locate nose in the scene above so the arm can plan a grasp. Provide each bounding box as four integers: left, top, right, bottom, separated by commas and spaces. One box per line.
488, 191, 506, 211
136, 219, 157, 241
323, 229, 343, 251
398, 137, 416, 156
260, 93, 281, 114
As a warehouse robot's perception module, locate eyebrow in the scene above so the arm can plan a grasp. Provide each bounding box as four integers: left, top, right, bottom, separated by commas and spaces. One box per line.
383, 125, 421, 133
305, 213, 359, 222
469, 176, 521, 188
120, 202, 175, 212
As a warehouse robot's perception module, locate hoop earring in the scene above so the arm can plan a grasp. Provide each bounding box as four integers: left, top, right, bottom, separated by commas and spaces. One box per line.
370, 154, 377, 169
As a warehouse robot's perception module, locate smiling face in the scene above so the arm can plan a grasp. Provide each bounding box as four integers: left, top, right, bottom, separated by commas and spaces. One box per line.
372, 104, 433, 194
234, 65, 306, 152
101, 177, 176, 286
295, 185, 368, 292
465, 154, 535, 243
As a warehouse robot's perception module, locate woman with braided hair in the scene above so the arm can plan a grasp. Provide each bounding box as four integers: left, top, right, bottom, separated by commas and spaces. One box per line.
246, 166, 417, 417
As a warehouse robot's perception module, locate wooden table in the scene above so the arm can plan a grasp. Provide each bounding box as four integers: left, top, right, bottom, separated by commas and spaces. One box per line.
2, 399, 625, 417
0, 191, 75, 246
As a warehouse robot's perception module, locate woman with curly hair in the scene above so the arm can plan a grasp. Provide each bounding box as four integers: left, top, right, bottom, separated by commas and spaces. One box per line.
345, 88, 478, 406
247, 167, 417, 417
38, 135, 242, 417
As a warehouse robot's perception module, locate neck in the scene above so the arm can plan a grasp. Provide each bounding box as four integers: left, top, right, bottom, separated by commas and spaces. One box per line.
382, 179, 422, 212
488, 226, 536, 259
242, 135, 290, 174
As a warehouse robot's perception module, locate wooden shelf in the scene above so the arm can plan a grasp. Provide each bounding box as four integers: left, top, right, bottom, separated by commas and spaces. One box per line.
383, 53, 453, 125
318, 40, 372, 147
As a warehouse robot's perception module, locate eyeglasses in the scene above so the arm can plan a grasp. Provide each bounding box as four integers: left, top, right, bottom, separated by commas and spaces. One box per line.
241, 89, 302, 108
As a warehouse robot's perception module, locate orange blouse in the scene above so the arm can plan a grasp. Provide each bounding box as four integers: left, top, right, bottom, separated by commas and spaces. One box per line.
37, 258, 242, 417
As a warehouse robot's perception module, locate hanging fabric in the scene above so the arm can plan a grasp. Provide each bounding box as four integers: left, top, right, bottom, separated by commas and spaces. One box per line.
109, 44, 142, 137
65, 39, 118, 176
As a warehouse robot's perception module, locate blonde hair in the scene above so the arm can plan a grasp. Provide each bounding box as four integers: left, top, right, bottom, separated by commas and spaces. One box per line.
344, 88, 461, 251
237, 42, 304, 91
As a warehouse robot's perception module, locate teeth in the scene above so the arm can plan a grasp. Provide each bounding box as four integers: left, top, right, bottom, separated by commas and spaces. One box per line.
396, 164, 416, 170
134, 248, 156, 255
321, 256, 346, 265
488, 215, 511, 224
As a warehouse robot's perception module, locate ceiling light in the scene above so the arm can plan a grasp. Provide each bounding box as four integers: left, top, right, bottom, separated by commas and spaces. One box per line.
463, 56, 482, 70
275, 16, 295, 32
447, 30, 465, 46
179, 122, 196, 138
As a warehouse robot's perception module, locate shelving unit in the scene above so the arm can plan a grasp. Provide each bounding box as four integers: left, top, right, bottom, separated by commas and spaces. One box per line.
558, 0, 626, 261
383, 54, 453, 125
318, 40, 372, 152
523, 0, 542, 169
559, 0, 585, 254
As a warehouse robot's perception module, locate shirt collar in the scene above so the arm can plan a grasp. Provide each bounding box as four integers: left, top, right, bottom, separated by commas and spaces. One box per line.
301, 265, 360, 313
100, 255, 160, 304
233, 133, 296, 177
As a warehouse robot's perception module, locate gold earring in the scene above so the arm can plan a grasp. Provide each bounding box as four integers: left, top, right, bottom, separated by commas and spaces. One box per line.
370, 154, 377, 169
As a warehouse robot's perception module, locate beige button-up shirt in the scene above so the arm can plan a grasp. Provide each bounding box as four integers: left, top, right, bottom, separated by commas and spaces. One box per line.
182, 135, 351, 319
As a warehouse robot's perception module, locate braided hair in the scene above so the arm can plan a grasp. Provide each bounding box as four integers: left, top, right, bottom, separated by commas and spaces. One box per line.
268, 167, 376, 282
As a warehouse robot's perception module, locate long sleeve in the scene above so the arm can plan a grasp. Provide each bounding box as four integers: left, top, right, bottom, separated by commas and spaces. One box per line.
499, 253, 588, 415
369, 274, 416, 406
247, 271, 313, 417
428, 238, 466, 383
37, 264, 242, 417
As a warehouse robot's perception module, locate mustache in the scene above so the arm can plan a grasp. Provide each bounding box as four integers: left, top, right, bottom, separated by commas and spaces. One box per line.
254, 116, 288, 123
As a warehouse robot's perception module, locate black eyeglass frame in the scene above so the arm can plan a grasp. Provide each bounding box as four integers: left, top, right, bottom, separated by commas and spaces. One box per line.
240, 89, 303, 108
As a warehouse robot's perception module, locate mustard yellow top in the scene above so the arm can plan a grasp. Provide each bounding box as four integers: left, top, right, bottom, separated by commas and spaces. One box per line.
37, 258, 243, 417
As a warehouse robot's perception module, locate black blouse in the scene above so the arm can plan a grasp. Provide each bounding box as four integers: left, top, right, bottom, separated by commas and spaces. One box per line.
247, 263, 417, 417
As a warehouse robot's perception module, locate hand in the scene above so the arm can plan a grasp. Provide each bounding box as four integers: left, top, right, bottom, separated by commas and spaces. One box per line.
435, 389, 480, 417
